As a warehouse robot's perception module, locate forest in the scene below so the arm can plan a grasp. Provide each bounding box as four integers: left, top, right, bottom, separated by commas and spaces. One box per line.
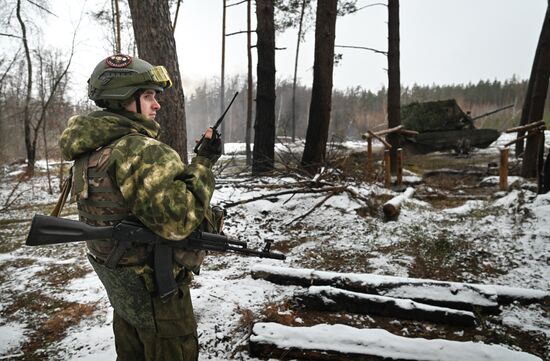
0, 0, 549, 361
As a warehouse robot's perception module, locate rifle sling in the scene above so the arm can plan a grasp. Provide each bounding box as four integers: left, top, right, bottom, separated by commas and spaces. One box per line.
103, 226, 179, 299
104, 239, 134, 269
50, 171, 73, 217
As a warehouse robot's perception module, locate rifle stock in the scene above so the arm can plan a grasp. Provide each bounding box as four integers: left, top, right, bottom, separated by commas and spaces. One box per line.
26, 214, 113, 246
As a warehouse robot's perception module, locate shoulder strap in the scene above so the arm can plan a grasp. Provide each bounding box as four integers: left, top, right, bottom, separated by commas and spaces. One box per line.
50, 170, 73, 217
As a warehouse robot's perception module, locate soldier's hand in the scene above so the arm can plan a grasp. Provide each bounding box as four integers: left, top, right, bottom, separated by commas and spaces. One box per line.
196, 127, 222, 163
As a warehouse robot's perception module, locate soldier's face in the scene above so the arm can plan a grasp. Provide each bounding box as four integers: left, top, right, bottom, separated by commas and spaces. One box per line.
125, 89, 161, 120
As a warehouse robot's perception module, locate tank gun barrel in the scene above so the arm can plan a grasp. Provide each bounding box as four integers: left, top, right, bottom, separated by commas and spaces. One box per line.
471, 104, 514, 121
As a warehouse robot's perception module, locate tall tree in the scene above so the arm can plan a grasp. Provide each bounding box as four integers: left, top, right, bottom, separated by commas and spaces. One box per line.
246, 0, 253, 165
387, 0, 401, 174
292, 0, 308, 142
301, 0, 338, 174
252, 0, 276, 173
16, 0, 34, 175
127, 0, 188, 162
220, 0, 227, 153
521, 3, 550, 178
515, 44, 540, 158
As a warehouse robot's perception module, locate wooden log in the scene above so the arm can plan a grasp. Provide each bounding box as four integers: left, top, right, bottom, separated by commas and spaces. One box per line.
250, 323, 542, 361
251, 265, 548, 311
384, 149, 391, 188
382, 187, 414, 220
367, 130, 392, 149
499, 147, 509, 191
398, 128, 419, 136
374, 125, 403, 136
396, 148, 403, 186
296, 286, 476, 327
366, 136, 373, 177
503, 125, 546, 148
505, 120, 545, 133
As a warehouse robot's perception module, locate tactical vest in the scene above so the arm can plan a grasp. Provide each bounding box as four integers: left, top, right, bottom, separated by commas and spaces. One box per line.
71, 133, 214, 272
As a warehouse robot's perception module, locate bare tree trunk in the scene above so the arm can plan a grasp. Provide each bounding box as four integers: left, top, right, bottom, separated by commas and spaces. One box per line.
128, 0, 188, 163
522, 4, 550, 178
246, 0, 253, 166
42, 117, 52, 194
292, 0, 307, 142
113, 0, 121, 53
301, 0, 337, 174
387, 0, 401, 174
16, 0, 34, 176
220, 0, 227, 153
516, 46, 540, 157
252, 0, 276, 174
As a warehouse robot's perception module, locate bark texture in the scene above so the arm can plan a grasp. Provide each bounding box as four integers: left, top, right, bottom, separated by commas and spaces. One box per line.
387, 0, 401, 174
522, 4, 550, 178
301, 0, 337, 174
252, 0, 276, 174
128, 0, 188, 162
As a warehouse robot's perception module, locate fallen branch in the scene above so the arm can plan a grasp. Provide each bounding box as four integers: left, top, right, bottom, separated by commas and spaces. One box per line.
221, 186, 344, 208
284, 188, 343, 225
0, 178, 25, 213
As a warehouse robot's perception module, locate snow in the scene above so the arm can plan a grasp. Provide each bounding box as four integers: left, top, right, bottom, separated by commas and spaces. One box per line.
0, 322, 27, 356
252, 264, 548, 304
384, 187, 415, 207
306, 285, 475, 316
1, 137, 549, 360
443, 200, 485, 214
251, 323, 542, 361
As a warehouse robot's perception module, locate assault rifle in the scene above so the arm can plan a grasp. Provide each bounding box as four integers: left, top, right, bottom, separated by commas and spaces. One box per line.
193, 91, 239, 153
26, 214, 285, 299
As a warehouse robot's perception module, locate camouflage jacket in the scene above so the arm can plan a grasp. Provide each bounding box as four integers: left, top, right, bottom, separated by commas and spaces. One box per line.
59, 109, 216, 242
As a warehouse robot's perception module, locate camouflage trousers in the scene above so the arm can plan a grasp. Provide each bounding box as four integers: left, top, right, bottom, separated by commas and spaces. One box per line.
88, 255, 199, 361
113, 310, 198, 361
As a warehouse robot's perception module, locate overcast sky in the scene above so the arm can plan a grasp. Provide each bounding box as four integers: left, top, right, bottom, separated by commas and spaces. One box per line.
34, 0, 548, 97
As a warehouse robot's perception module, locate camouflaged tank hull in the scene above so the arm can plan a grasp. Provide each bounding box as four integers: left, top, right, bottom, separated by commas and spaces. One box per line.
402, 128, 500, 154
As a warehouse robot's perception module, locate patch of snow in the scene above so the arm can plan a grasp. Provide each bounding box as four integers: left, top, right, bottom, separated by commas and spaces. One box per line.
501, 304, 550, 338
0, 322, 27, 356
443, 200, 485, 214
251, 323, 542, 361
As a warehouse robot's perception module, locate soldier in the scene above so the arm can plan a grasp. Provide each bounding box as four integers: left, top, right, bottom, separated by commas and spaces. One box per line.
59, 54, 221, 360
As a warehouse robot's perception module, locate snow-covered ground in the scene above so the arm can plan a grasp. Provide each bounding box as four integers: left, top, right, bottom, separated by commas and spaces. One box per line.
0, 134, 548, 360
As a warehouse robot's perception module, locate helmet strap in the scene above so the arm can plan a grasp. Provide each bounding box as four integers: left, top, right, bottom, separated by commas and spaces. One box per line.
134, 92, 142, 114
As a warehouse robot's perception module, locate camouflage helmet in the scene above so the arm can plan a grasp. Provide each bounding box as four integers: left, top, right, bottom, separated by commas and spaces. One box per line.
87, 54, 172, 103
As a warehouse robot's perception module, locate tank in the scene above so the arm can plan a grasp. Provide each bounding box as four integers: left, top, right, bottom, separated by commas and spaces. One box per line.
401, 99, 510, 154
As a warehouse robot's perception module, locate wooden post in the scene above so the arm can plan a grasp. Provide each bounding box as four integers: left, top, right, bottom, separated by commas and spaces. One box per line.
384, 149, 391, 188
396, 147, 403, 186
499, 147, 509, 191
367, 136, 373, 178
